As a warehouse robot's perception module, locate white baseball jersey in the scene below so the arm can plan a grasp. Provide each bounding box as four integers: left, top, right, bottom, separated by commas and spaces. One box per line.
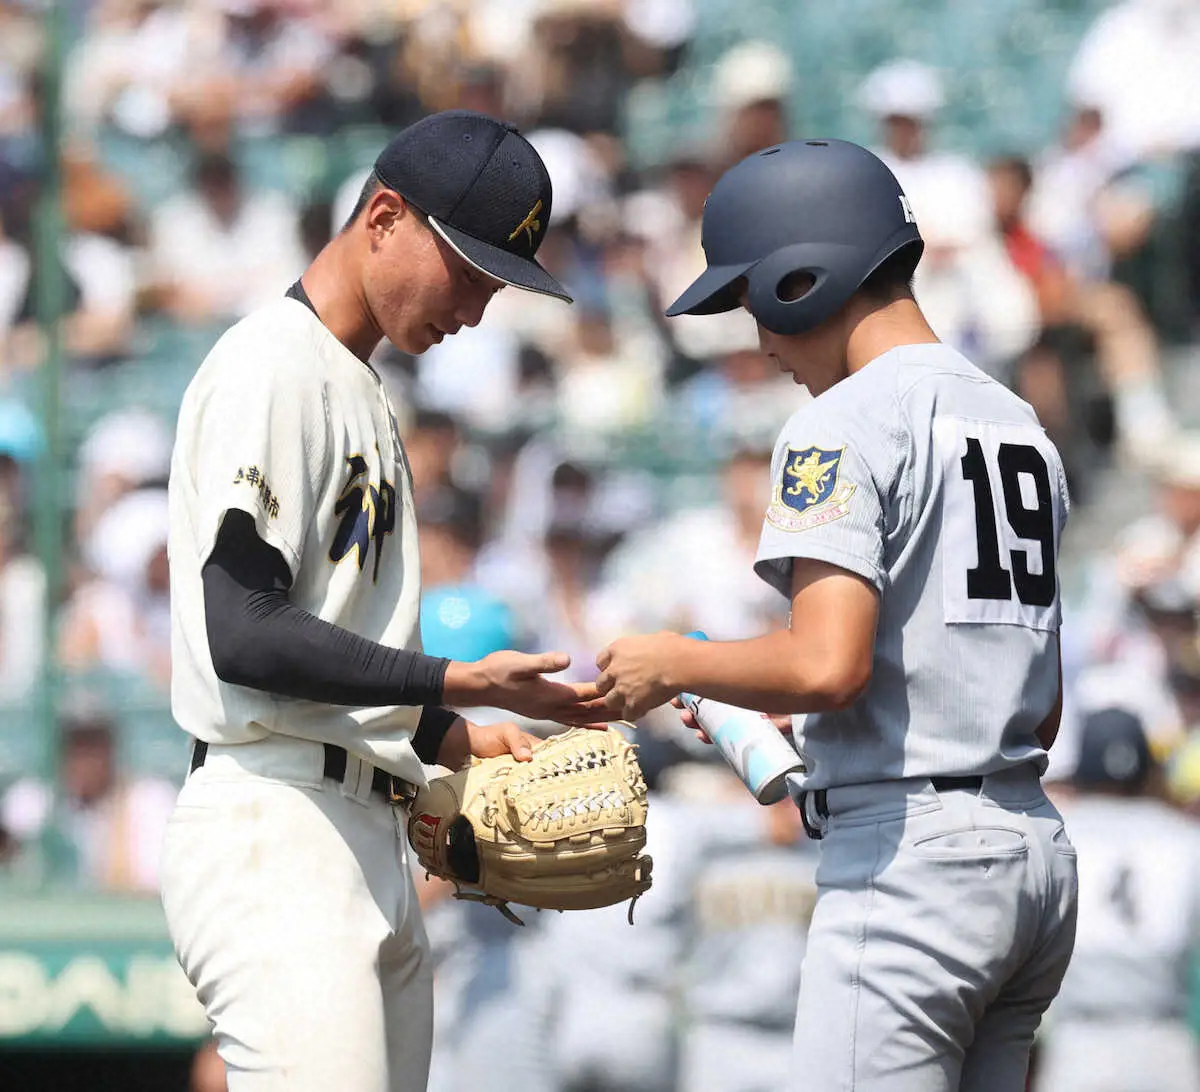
168, 297, 427, 783
756, 343, 1069, 790
1049, 795, 1200, 1021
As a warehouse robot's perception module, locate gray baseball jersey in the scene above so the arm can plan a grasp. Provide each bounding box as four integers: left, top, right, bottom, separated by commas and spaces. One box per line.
755, 343, 1069, 790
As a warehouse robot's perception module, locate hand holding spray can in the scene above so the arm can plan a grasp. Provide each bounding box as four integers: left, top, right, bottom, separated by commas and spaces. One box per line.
678, 632, 806, 804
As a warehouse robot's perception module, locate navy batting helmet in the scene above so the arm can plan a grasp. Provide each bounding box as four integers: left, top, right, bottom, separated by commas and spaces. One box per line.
666, 139, 923, 335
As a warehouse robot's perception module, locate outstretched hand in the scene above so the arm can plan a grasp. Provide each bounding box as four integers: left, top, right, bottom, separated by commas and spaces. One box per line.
443, 650, 610, 725
594, 633, 684, 721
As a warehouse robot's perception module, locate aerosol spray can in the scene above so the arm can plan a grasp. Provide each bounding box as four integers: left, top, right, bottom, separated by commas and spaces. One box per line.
678, 632, 805, 805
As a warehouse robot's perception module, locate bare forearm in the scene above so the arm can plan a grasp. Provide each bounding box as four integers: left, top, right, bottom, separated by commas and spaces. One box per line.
661, 630, 868, 714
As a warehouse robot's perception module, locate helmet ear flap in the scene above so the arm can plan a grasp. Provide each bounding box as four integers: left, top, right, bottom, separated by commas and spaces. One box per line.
746, 243, 864, 336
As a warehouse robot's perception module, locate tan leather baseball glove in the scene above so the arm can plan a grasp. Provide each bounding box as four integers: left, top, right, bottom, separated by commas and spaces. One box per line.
407, 725, 653, 925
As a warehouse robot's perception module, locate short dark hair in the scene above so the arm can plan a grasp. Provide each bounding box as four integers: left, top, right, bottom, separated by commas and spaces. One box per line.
342, 170, 385, 231
856, 244, 921, 303
989, 154, 1034, 193
195, 151, 237, 191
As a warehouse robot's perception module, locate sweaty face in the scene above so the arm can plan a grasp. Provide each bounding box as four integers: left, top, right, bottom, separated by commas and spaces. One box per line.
363, 201, 506, 355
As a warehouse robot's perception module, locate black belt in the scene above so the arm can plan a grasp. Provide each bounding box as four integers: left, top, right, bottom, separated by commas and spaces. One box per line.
189, 740, 412, 803
799, 775, 985, 841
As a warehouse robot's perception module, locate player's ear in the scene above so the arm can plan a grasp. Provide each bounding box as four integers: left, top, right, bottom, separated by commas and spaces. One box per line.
363, 188, 407, 240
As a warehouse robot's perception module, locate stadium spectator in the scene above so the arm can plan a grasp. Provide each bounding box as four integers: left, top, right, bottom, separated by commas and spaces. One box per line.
679, 790, 818, 1092
858, 60, 1039, 378
1037, 707, 1200, 1092
179, 0, 335, 140
555, 295, 663, 436
64, 0, 207, 141
1066, 0, 1200, 168
144, 149, 306, 323
710, 40, 793, 166
858, 60, 991, 249
59, 487, 172, 689
0, 706, 176, 890
0, 458, 43, 704
594, 442, 786, 642
988, 153, 1176, 477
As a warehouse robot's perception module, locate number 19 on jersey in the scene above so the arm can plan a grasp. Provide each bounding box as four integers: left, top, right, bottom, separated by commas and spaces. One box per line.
934, 417, 1065, 631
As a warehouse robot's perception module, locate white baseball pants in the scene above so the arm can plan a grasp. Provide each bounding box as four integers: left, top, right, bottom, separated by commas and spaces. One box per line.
160, 735, 433, 1092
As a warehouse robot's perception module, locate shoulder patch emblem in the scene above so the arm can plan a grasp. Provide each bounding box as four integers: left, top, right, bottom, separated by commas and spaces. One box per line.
765, 445, 856, 532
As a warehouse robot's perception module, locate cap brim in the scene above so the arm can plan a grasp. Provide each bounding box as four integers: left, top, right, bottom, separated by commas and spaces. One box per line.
429, 218, 572, 303
664, 260, 755, 317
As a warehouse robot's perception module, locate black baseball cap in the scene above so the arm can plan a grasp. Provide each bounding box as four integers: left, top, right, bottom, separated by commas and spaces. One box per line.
373, 110, 572, 303
1072, 707, 1152, 790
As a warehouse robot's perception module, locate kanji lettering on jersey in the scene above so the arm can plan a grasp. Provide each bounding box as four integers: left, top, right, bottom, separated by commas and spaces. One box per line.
233, 465, 281, 520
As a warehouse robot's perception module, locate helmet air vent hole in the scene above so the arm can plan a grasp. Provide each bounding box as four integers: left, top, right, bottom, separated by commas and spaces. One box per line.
806, 140, 829, 146
760, 147, 781, 156
776, 270, 817, 303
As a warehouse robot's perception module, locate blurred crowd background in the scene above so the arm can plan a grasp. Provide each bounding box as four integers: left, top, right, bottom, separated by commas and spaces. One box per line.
1, 0, 1199, 1090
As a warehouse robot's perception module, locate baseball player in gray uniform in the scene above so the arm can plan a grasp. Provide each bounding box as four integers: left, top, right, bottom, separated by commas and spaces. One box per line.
591, 139, 1079, 1091
159, 111, 589, 1092
679, 800, 820, 1092
1037, 708, 1200, 1092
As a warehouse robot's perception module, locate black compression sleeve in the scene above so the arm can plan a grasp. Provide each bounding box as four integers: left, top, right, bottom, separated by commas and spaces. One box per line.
202, 509, 451, 709
411, 705, 459, 765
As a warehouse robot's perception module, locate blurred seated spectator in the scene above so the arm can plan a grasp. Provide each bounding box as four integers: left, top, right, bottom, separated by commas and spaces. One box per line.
0, 0, 40, 152
556, 296, 663, 436
1, 151, 139, 370
543, 756, 772, 1092
59, 487, 171, 690
856, 60, 1039, 377
522, 0, 632, 135
0, 210, 30, 353
1037, 707, 1200, 1092
1066, 0, 1200, 169
675, 343, 803, 444
0, 705, 177, 890
413, 317, 523, 434
418, 484, 523, 654
626, 143, 769, 366
989, 154, 1175, 476
710, 40, 793, 167
175, 0, 335, 140
1080, 434, 1200, 649
405, 408, 463, 499
1028, 105, 1157, 288
418, 484, 485, 590
72, 407, 173, 552
64, 0, 207, 141
858, 60, 990, 249
619, 0, 696, 77
0, 443, 43, 704
144, 149, 306, 324
594, 442, 787, 641
679, 789, 818, 1092
478, 455, 617, 681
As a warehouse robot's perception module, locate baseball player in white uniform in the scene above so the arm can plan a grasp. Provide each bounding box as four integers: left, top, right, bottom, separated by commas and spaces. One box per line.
591, 138, 1079, 1091
159, 111, 589, 1092
1037, 707, 1200, 1092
